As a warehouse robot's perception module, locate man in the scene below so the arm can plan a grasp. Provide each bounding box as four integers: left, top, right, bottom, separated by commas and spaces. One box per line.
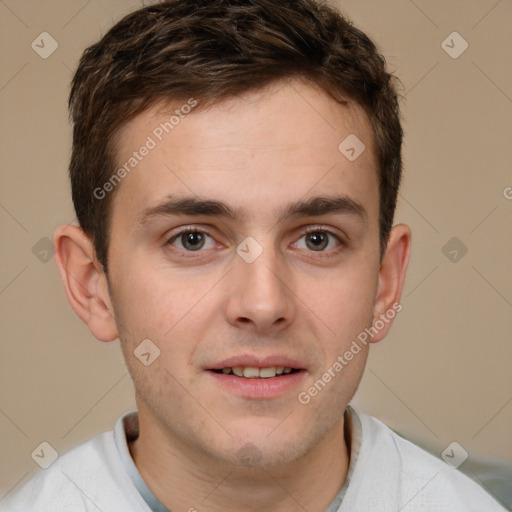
2, 0, 507, 510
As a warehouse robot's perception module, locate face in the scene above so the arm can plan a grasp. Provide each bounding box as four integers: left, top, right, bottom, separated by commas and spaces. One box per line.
106, 80, 382, 468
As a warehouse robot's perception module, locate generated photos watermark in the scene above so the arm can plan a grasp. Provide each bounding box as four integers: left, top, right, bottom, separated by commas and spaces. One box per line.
93, 98, 198, 200
298, 302, 403, 405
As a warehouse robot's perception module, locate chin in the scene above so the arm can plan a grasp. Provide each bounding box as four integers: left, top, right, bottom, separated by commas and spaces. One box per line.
213, 427, 314, 471
205, 406, 339, 470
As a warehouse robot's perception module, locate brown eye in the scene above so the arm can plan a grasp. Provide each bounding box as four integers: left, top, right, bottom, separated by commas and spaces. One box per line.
181, 232, 205, 251
293, 229, 341, 253
168, 230, 215, 252
305, 232, 329, 251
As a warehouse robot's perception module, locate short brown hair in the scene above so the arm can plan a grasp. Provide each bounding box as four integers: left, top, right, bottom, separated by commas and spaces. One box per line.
69, 0, 403, 274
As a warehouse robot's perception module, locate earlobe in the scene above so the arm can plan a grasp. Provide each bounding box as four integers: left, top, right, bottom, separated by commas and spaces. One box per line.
53, 224, 118, 342
370, 224, 411, 343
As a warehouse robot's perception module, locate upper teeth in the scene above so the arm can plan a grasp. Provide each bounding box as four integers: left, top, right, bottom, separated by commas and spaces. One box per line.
221, 366, 293, 378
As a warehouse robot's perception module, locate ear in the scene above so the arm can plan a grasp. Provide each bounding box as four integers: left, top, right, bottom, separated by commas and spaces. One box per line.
370, 223, 411, 343
53, 224, 118, 342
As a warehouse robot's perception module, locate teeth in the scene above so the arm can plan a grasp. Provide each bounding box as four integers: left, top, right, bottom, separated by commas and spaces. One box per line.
243, 367, 260, 378
219, 366, 297, 378
259, 367, 277, 378
232, 366, 244, 377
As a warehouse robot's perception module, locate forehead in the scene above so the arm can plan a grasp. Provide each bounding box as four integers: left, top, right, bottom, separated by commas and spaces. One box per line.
109, 80, 379, 227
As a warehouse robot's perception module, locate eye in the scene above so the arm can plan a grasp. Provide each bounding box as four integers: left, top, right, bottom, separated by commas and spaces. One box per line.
293, 229, 341, 252
168, 229, 216, 252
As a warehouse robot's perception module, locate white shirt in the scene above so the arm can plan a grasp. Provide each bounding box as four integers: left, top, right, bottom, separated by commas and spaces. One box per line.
1, 406, 507, 511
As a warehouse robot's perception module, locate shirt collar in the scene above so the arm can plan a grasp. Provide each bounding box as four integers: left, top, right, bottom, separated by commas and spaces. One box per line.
114, 404, 362, 512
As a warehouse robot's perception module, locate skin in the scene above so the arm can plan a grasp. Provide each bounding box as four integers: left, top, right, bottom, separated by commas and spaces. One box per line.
54, 79, 410, 512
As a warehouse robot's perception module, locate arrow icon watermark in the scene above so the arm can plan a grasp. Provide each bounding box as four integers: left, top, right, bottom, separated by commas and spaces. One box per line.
236, 236, 263, 263
338, 134, 366, 162
134, 339, 161, 366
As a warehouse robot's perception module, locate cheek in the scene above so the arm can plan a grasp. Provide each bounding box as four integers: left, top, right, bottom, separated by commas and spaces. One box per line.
112, 264, 198, 333
300, 265, 378, 347
110, 264, 225, 375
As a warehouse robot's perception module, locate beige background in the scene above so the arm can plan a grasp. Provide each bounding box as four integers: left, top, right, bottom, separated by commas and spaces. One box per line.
1, 0, 511, 503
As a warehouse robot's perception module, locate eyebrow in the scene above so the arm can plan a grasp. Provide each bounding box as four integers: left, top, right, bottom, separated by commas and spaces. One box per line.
139, 194, 368, 225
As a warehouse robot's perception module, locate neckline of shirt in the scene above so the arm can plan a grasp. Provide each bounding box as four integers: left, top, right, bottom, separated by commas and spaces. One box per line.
113, 404, 363, 512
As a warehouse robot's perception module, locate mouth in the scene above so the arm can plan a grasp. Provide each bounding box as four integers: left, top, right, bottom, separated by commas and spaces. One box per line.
209, 366, 301, 379
206, 358, 307, 399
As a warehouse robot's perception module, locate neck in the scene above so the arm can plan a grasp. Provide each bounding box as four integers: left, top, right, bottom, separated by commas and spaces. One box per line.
128, 408, 350, 512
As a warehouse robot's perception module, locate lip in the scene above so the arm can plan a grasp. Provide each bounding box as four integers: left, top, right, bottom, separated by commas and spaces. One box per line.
205, 354, 308, 400
207, 369, 307, 399
205, 354, 307, 400
207, 355, 305, 371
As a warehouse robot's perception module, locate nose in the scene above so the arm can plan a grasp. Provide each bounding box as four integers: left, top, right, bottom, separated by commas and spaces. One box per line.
225, 242, 296, 334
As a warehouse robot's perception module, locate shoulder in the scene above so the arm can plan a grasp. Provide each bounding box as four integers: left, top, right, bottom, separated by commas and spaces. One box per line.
0, 430, 148, 512
341, 408, 508, 511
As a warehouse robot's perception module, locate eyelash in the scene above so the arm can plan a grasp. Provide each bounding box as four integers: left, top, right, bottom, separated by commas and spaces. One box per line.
165, 225, 344, 259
